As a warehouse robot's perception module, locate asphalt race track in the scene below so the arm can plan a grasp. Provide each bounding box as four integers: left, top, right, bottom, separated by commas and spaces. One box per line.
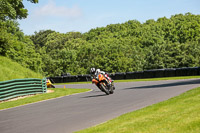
0, 79, 200, 133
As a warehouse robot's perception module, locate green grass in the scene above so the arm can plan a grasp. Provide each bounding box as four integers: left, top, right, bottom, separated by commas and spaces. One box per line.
76, 87, 200, 133
0, 56, 43, 81
55, 81, 91, 85
0, 88, 91, 110
1, 56, 200, 132
55, 76, 200, 85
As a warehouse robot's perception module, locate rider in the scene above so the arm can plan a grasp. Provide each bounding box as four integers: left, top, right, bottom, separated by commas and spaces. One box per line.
90, 68, 113, 88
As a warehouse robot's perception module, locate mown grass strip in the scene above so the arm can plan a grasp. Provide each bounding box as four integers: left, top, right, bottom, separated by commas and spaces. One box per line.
0, 88, 91, 110
76, 87, 200, 133
55, 76, 200, 85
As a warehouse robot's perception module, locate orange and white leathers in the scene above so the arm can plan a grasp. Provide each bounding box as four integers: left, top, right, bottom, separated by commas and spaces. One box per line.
95, 70, 112, 85
92, 73, 108, 89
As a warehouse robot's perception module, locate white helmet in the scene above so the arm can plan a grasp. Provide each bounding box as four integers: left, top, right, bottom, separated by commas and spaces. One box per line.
96, 69, 100, 74
90, 68, 96, 74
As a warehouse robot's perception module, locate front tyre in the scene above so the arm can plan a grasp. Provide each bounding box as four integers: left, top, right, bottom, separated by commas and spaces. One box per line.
100, 83, 110, 95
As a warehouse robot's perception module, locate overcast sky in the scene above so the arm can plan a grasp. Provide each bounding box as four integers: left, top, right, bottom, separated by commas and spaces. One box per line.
18, 0, 200, 35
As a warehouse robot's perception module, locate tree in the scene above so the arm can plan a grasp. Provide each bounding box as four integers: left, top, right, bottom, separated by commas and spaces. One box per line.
0, 0, 38, 20
30, 30, 55, 50
0, 19, 43, 73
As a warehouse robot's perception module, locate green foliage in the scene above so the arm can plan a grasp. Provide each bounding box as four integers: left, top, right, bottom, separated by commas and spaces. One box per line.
30, 30, 55, 50
0, 20, 43, 73
144, 41, 200, 70
0, 0, 38, 20
27, 13, 200, 76
1, 11, 200, 77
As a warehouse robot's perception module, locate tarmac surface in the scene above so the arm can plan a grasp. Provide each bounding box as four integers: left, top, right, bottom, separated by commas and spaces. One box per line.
0, 79, 200, 133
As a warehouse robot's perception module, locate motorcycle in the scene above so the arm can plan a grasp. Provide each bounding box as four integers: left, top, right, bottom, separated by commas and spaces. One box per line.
92, 73, 115, 95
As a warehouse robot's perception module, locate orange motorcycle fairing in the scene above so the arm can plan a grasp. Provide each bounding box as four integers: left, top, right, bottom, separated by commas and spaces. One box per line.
92, 79, 99, 85
91, 73, 113, 95
92, 74, 107, 85
98, 74, 106, 81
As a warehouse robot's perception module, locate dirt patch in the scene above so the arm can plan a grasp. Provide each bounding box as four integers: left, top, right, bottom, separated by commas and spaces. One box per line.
47, 89, 54, 93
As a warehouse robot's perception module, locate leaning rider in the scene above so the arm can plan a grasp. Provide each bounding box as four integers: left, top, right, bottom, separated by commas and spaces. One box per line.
90, 68, 113, 87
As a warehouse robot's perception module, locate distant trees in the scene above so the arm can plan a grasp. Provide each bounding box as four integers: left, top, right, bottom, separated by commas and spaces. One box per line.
28, 13, 200, 76
1, 7, 200, 77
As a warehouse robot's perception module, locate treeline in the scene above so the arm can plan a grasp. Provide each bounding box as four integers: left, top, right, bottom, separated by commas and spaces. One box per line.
1, 12, 200, 77
0, 0, 42, 74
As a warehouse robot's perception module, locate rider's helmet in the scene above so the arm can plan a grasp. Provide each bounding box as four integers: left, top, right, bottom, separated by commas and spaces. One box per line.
96, 69, 100, 74
90, 68, 96, 74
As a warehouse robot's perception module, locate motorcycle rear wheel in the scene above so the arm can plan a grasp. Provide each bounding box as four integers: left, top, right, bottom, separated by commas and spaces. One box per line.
109, 86, 114, 94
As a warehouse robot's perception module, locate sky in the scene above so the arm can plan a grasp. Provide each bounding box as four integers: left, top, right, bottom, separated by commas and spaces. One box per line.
18, 0, 200, 35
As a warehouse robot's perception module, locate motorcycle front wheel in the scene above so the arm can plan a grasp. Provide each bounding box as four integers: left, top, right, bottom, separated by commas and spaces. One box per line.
100, 83, 110, 95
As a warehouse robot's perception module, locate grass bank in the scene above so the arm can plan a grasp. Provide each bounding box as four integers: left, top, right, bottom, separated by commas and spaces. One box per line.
77, 87, 200, 133
0, 56, 43, 81
0, 88, 91, 110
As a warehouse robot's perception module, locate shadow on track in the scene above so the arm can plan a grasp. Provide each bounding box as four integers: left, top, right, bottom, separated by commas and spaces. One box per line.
81, 93, 108, 98
124, 79, 200, 90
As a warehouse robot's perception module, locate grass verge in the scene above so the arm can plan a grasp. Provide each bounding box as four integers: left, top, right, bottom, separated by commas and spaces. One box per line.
55, 76, 200, 85
0, 88, 91, 110
0, 56, 43, 81
76, 87, 200, 133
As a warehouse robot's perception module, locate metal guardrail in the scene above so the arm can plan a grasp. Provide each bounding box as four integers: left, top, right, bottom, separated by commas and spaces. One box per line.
0, 78, 47, 101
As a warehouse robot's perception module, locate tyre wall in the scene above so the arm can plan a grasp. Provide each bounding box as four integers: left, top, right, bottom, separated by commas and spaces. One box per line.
49, 67, 200, 83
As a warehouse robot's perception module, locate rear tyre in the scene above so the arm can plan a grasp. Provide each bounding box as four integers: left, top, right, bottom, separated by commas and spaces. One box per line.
109, 85, 114, 94
113, 86, 115, 90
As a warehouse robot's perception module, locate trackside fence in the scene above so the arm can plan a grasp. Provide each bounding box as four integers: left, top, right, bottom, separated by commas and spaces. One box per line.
0, 78, 47, 101
49, 67, 200, 83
